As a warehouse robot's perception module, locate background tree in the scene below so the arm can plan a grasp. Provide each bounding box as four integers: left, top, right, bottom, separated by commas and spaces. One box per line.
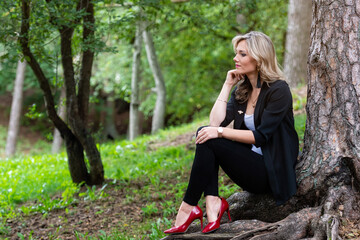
19, 0, 104, 185
51, 86, 66, 154
143, 23, 166, 134
129, 12, 143, 140
283, 0, 312, 88
5, 60, 26, 157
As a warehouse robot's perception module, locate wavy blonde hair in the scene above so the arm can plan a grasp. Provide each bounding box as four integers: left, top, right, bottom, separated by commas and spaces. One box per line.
232, 31, 284, 103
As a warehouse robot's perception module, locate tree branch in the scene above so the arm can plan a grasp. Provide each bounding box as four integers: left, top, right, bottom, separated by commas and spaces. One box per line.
78, 0, 95, 123
19, 0, 70, 136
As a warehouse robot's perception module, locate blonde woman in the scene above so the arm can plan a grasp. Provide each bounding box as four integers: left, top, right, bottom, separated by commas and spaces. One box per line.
164, 31, 299, 234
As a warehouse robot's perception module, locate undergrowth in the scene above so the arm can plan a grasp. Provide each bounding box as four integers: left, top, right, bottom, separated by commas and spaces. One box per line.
0, 115, 306, 239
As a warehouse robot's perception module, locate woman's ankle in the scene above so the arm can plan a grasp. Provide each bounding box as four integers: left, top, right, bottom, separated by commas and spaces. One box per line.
205, 196, 221, 222
174, 202, 195, 226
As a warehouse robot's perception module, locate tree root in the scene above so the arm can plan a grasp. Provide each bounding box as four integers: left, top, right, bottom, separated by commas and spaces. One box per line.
231, 207, 322, 240
162, 185, 359, 240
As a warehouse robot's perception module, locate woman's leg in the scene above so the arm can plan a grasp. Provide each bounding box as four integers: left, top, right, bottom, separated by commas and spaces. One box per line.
172, 134, 269, 228
183, 137, 270, 224
183, 141, 220, 205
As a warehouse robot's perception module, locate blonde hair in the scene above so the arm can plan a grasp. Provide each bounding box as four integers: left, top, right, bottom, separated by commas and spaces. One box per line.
232, 31, 284, 103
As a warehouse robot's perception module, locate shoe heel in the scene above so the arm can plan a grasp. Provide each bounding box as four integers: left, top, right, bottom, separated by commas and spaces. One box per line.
227, 209, 231, 222
200, 217, 203, 230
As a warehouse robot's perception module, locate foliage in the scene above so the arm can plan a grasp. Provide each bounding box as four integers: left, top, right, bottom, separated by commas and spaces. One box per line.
1, 0, 289, 131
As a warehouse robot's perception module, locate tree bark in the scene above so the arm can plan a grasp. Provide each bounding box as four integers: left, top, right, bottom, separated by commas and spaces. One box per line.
5, 60, 26, 157
143, 26, 166, 134
51, 87, 66, 154
59, 1, 103, 185
283, 0, 312, 88
129, 17, 143, 140
163, 1, 360, 239
297, 0, 360, 206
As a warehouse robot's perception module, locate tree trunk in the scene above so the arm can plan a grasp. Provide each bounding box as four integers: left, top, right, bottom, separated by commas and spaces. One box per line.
163, 1, 360, 239
143, 26, 166, 134
296, 0, 360, 211
51, 87, 66, 154
283, 0, 312, 88
104, 95, 119, 140
59, 0, 104, 185
19, 0, 103, 185
5, 60, 26, 157
129, 18, 143, 140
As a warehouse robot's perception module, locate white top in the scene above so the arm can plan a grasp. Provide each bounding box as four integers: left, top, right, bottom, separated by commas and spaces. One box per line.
244, 114, 263, 155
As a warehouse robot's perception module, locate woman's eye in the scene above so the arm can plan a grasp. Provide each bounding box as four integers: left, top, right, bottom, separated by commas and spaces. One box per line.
241, 54, 246, 57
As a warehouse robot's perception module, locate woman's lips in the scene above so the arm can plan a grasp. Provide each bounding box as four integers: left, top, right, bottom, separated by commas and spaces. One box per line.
235, 64, 241, 68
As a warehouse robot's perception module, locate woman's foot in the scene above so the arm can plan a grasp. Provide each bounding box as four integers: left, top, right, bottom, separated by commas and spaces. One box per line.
202, 197, 231, 234
174, 202, 194, 226
164, 202, 203, 234
205, 196, 222, 222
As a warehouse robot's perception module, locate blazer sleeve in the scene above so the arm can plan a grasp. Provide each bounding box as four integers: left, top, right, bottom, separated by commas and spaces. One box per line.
220, 88, 236, 127
253, 82, 293, 147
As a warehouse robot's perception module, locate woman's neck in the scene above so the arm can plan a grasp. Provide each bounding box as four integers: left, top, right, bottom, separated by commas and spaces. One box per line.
247, 72, 259, 89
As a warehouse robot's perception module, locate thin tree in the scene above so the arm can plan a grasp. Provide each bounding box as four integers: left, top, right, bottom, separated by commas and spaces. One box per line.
51, 87, 66, 154
143, 25, 166, 134
283, 0, 312, 88
129, 14, 143, 141
5, 60, 26, 158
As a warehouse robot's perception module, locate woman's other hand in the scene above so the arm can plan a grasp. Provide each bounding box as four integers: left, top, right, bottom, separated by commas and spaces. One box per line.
196, 127, 218, 144
225, 69, 242, 87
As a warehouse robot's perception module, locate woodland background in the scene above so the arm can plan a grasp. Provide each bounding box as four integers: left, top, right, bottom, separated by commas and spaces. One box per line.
1, 0, 359, 239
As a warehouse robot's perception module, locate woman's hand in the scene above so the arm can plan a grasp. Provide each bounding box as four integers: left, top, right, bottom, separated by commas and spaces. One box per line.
195, 127, 218, 144
225, 69, 242, 87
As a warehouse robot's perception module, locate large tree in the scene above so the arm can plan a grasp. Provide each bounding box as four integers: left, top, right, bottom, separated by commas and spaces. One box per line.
19, 0, 104, 185
164, 0, 360, 239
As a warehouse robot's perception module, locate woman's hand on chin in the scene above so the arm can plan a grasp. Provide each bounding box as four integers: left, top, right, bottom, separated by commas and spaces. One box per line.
195, 127, 218, 144
225, 69, 242, 87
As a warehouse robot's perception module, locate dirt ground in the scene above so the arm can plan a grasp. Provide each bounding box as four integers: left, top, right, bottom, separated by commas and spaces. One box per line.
4, 179, 150, 239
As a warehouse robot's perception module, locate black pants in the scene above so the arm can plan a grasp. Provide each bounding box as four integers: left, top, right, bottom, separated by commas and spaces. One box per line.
183, 128, 271, 206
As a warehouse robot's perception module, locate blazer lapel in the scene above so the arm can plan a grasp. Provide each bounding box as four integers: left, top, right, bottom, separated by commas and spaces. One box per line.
236, 102, 247, 128
254, 83, 269, 127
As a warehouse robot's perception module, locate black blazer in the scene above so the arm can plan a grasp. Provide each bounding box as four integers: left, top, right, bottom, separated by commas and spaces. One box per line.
220, 80, 299, 205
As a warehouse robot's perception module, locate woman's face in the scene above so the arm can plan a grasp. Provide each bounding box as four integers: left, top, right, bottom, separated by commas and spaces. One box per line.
233, 40, 258, 76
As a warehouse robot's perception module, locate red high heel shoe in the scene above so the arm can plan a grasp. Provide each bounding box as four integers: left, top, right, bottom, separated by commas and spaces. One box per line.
202, 197, 231, 234
164, 205, 203, 234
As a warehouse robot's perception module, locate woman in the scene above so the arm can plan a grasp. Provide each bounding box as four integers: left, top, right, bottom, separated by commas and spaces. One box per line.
164, 31, 299, 234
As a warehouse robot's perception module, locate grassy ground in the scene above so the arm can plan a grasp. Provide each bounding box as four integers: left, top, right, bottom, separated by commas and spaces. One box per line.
0, 115, 308, 239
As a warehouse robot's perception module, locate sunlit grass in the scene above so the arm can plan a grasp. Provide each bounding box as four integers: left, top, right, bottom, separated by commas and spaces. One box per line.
0, 115, 306, 238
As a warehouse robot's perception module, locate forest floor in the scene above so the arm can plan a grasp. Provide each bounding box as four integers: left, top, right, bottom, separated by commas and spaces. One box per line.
3, 133, 359, 239
2, 86, 360, 239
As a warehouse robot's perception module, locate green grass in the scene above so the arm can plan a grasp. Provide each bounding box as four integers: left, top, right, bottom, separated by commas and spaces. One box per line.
294, 113, 306, 149
0, 115, 306, 239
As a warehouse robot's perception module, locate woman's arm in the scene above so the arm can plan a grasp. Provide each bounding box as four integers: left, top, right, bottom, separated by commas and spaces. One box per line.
209, 70, 242, 126
195, 127, 255, 145
209, 83, 233, 126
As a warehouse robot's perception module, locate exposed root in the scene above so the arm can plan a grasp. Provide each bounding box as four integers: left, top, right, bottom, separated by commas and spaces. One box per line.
231, 207, 322, 240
